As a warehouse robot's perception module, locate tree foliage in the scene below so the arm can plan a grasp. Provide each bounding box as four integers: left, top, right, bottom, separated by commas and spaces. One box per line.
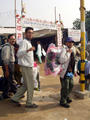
73, 11, 90, 41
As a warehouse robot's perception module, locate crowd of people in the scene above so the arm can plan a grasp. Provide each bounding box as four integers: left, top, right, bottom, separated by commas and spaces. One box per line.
0, 27, 90, 109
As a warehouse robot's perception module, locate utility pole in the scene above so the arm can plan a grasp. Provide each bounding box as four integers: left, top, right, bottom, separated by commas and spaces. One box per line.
21, 0, 23, 17
15, 0, 16, 37
55, 7, 56, 24
59, 13, 61, 23
80, 0, 86, 91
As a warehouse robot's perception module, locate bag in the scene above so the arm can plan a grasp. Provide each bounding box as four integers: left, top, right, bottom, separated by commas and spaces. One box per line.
44, 43, 63, 76
42, 48, 46, 56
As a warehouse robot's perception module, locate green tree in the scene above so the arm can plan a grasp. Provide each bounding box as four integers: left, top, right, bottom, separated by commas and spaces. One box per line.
73, 10, 90, 41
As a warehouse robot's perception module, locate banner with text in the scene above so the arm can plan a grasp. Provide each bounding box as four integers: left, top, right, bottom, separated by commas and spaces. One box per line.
23, 18, 57, 30
68, 29, 80, 42
57, 24, 62, 48
16, 17, 23, 44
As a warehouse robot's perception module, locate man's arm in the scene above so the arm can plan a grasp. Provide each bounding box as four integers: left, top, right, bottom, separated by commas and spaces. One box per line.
26, 47, 35, 53
1, 46, 10, 77
76, 47, 80, 56
1, 46, 10, 65
59, 48, 71, 64
17, 41, 35, 58
17, 41, 27, 58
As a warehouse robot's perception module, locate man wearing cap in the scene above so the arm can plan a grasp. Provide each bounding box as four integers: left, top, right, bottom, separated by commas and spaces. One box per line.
59, 37, 75, 108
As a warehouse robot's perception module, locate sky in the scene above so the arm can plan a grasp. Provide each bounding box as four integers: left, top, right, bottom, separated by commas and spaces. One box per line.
0, 0, 90, 28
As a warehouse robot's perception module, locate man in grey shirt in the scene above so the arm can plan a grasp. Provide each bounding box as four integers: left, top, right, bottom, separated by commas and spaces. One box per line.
1, 34, 17, 99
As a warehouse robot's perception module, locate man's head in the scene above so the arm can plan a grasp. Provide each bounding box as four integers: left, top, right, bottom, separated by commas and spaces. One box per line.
8, 34, 16, 45
37, 41, 40, 44
65, 37, 74, 49
3, 38, 7, 44
25, 27, 34, 40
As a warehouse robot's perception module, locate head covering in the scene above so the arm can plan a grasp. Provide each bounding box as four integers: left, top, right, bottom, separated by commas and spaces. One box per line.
65, 37, 74, 43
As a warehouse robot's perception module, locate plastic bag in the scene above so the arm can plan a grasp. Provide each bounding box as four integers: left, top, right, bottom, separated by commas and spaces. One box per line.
44, 43, 63, 76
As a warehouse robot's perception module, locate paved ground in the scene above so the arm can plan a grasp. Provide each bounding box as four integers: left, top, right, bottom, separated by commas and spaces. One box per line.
0, 64, 90, 120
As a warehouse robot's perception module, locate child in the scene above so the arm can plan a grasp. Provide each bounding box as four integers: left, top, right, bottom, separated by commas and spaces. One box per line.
33, 62, 40, 91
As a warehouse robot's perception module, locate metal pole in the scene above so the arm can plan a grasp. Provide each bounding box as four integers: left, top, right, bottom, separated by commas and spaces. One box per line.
55, 7, 56, 24
21, 0, 23, 40
15, 0, 16, 37
80, 0, 86, 91
59, 13, 61, 23
21, 0, 23, 17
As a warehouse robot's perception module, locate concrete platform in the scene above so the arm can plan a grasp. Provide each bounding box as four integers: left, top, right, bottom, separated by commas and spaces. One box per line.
74, 90, 90, 99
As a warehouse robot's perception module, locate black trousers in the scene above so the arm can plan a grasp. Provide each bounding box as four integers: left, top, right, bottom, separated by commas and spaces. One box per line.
2, 63, 17, 97
60, 76, 73, 104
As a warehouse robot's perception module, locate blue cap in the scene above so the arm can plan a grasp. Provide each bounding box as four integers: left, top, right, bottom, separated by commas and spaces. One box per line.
66, 37, 74, 42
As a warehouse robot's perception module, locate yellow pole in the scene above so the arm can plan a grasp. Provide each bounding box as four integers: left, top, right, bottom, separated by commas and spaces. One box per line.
80, 0, 86, 91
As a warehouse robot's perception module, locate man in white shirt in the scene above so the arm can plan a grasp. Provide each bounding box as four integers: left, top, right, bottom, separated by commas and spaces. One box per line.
36, 41, 42, 64
11, 27, 38, 108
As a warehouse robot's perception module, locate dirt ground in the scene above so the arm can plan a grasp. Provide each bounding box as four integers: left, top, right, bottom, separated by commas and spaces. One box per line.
0, 64, 90, 120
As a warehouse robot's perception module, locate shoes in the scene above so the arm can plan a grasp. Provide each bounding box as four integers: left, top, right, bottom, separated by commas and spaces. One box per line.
20, 95, 25, 98
3, 95, 10, 99
67, 99, 72, 104
11, 99, 21, 107
9, 93, 14, 97
34, 88, 40, 91
0, 95, 10, 100
26, 104, 38, 108
0, 95, 4, 100
60, 103, 70, 108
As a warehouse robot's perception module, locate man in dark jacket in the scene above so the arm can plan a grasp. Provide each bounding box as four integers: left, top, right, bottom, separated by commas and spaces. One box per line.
0, 34, 17, 99
60, 37, 75, 108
